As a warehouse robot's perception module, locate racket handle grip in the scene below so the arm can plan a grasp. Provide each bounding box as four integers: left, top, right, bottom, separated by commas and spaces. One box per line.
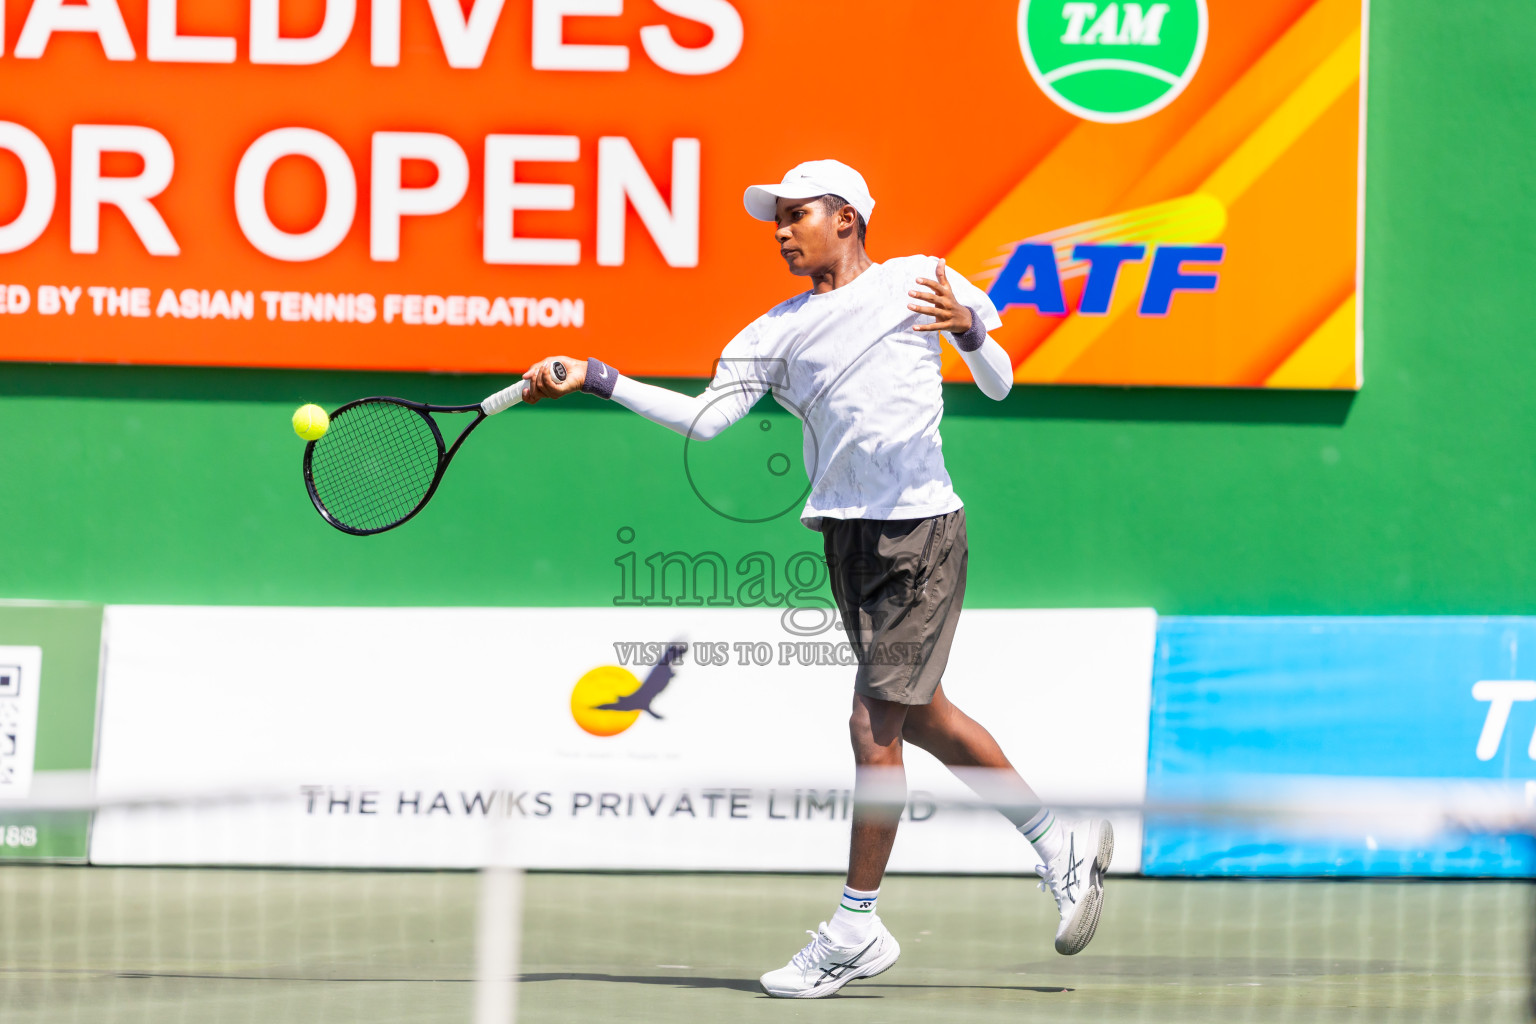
482, 361, 567, 415
481, 380, 530, 415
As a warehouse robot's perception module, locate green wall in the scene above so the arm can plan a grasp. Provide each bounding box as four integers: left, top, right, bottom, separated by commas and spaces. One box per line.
1, 0, 1531, 615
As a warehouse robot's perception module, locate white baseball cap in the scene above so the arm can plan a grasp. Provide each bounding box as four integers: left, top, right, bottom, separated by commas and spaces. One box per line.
743, 160, 875, 224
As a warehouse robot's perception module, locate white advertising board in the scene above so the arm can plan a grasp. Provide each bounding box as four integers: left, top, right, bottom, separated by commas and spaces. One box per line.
91, 606, 1155, 873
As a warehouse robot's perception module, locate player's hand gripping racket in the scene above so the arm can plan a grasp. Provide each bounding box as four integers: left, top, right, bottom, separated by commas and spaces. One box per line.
303, 361, 566, 535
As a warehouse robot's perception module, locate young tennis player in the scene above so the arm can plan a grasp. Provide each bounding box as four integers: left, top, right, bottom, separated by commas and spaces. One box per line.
523, 159, 1113, 998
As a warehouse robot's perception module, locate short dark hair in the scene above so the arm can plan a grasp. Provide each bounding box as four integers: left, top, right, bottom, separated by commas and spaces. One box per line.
819, 194, 867, 247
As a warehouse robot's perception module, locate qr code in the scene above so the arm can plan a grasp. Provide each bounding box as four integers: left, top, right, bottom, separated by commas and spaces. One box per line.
0, 666, 18, 699
0, 696, 17, 785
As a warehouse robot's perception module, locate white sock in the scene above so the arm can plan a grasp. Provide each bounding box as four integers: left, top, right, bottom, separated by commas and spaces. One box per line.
826, 885, 879, 947
1019, 808, 1063, 863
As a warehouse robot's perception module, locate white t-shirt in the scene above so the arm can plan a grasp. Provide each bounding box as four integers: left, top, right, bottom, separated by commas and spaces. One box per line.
706, 255, 1004, 530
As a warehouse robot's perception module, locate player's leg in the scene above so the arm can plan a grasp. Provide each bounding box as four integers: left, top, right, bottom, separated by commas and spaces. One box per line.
759, 692, 907, 998
900, 685, 1062, 864
901, 683, 1042, 820
846, 692, 908, 890
902, 684, 1113, 954
900, 504, 1113, 956
760, 519, 917, 999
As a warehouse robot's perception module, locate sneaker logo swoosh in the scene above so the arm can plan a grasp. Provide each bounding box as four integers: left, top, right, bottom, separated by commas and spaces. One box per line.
1062, 835, 1084, 904
818, 937, 879, 983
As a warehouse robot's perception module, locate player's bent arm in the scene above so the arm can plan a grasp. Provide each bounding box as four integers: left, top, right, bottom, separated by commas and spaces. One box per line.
584, 358, 742, 440
947, 311, 1013, 401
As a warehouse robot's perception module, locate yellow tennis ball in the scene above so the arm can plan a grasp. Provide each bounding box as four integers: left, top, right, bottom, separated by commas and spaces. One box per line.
292, 404, 329, 441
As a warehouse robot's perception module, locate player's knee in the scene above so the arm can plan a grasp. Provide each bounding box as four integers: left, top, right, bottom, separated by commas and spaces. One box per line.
850, 736, 903, 767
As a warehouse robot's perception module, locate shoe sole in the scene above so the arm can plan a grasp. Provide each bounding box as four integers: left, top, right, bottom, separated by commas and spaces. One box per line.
760, 936, 902, 999
1055, 820, 1114, 956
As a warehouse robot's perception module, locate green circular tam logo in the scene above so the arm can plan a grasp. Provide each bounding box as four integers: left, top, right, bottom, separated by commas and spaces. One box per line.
1018, 1, 1208, 124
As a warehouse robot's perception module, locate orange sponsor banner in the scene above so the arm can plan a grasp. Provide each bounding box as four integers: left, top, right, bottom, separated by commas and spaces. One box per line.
0, 0, 1362, 387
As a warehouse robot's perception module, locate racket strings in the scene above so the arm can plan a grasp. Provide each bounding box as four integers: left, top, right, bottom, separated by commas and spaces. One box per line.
308, 401, 444, 532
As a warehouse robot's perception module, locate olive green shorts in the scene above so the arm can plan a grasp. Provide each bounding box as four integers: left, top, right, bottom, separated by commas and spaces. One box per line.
821, 507, 968, 706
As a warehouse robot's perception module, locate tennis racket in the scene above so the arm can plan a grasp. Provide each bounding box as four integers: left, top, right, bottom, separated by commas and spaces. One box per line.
303, 361, 566, 535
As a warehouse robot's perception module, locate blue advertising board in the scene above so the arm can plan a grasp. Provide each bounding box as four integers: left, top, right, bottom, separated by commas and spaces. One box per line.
1143, 617, 1536, 876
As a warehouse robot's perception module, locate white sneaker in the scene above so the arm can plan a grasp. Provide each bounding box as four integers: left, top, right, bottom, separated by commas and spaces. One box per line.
1035, 818, 1114, 955
759, 918, 901, 998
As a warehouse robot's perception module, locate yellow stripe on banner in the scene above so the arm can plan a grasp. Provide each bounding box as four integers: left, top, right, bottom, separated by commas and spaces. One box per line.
1199, 28, 1361, 207
1264, 293, 1357, 388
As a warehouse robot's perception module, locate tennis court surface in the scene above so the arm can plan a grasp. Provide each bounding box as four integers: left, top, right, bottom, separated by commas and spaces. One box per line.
1, 867, 1527, 1023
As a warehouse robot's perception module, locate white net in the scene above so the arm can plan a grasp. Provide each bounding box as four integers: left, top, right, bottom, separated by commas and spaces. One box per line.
0, 780, 1530, 1024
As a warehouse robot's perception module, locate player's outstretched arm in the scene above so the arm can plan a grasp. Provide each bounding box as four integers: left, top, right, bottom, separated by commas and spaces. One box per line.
522, 354, 744, 440
909, 259, 1013, 401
